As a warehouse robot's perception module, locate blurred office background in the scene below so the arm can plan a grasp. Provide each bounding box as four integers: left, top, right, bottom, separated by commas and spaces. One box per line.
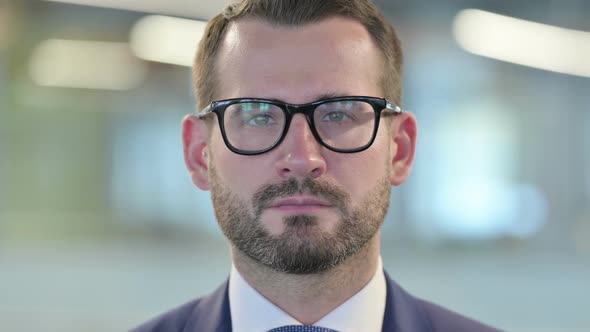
1, 0, 589, 331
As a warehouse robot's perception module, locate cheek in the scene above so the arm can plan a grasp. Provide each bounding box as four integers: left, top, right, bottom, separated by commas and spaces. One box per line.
210, 137, 271, 198
215, 154, 256, 190
328, 149, 389, 202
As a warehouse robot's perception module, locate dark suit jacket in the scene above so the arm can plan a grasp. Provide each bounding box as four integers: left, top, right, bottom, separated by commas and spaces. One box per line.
131, 271, 502, 332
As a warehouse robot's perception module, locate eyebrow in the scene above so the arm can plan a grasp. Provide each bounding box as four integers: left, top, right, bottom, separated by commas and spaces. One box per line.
267, 92, 349, 104
311, 93, 347, 103
225, 92, 353, 105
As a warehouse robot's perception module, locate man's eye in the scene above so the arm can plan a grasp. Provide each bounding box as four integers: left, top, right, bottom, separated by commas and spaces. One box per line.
321, 111, 353, 123
247, 114, 275, 126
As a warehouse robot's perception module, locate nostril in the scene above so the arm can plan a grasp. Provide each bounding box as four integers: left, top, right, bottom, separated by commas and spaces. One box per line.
279, 166, 292, 177
310, 167, 322, 178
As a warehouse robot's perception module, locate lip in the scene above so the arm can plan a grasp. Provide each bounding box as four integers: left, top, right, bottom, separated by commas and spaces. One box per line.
269, 196, 333, 212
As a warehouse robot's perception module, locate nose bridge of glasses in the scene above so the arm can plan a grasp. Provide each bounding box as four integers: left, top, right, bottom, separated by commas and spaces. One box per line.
284, 104, 316, 129
285, 103, 316, 118
283, 104, 322, 143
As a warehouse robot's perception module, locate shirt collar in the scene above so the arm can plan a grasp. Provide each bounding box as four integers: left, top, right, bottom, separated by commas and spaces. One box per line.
229, 258, 386, 332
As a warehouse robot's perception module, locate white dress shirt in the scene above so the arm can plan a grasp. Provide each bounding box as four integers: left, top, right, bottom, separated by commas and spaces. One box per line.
228, 258, 386, 332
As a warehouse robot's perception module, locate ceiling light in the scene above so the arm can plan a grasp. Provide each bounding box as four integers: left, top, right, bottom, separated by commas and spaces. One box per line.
29, 39, 147, 90
130, 15, 207, 67
453, 9, 590, 78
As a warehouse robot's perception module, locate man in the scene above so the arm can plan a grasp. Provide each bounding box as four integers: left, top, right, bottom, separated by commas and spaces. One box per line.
133, 0, 501, 331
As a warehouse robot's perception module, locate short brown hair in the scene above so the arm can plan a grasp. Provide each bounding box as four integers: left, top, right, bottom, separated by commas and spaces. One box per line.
193, 0, 403, 111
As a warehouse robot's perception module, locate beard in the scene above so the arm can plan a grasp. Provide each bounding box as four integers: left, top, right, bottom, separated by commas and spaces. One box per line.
209, 166, 391, 274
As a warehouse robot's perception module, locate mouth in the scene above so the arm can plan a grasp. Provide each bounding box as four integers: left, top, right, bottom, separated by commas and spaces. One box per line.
268, 195, 333, 213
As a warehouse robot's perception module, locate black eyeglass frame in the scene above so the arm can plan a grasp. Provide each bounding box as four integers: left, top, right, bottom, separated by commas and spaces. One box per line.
196, 96, 403, 156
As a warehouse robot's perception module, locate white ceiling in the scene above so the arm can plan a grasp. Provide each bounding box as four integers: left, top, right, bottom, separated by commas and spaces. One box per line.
44, 0, 234, 20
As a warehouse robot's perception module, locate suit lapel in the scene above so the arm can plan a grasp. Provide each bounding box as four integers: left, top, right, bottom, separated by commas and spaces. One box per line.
183, 280, 232, 332
382, 271, 433, 332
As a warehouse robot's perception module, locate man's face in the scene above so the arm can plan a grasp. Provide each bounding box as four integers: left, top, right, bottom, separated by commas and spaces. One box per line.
184, 17, 416, 274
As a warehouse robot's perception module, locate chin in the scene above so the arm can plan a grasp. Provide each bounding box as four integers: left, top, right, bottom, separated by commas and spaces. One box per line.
264, 213, 339, 236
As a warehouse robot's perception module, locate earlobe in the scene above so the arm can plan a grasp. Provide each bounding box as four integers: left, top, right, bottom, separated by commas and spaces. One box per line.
182, 114, 211, 191
389, 113, 418, 186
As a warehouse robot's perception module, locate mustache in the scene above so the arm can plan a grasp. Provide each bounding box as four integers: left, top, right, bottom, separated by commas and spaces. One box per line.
253, 177, 350, 216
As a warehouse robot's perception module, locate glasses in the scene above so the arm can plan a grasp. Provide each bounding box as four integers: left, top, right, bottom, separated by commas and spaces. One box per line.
196, 96, 403, 155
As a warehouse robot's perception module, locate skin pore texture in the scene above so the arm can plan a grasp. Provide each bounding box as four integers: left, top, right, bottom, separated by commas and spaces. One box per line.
182, 16, 417, 325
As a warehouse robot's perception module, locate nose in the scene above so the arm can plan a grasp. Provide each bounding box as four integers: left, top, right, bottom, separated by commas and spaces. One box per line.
275, 114, 327, 179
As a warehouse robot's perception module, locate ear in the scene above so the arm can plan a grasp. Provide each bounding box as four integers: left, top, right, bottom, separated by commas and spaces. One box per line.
389, 112, 418, 186
182, 114, 211, 191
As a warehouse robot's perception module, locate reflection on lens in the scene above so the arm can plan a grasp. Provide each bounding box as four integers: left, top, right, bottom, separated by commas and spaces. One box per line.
224, 102, 285, 151
314, 101, 375, 150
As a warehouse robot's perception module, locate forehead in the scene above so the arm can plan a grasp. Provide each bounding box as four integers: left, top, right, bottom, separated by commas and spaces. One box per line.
215, 16, 383, 103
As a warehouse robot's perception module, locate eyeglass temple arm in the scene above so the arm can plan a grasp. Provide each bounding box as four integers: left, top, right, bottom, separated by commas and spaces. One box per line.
196, 104, 212, 118
385, 100, 403, 114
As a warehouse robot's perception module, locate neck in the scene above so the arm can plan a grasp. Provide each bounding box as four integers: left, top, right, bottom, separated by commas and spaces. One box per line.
231, 231, 381, 325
